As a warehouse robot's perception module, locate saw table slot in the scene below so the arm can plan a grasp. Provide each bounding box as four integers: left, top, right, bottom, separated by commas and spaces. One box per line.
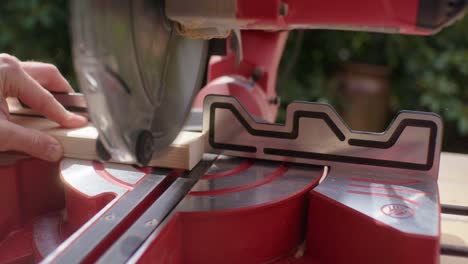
96, 155, 217, 263
44, 163, 179, 264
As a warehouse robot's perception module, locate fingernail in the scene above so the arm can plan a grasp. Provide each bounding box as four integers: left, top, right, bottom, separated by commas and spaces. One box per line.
72, 113, 88, 124
65, 112, 87, 127
46, 143, 63, 161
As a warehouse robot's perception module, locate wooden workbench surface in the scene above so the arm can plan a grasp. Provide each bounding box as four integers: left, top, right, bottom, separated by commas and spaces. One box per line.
439, 152, 468, 263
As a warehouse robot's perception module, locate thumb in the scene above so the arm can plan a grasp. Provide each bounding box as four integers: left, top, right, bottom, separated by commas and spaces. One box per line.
0, 120, 63, 162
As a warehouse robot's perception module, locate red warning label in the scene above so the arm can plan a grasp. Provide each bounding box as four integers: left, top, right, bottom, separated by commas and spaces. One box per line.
380, 204, 415, 218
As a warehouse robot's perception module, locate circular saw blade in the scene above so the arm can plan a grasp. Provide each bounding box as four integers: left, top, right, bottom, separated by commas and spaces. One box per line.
71, 0, 208, 165
132, 0, 209, 156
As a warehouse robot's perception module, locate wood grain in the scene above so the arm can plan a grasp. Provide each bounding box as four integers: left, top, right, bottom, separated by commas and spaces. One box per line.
7, 98, 205, 170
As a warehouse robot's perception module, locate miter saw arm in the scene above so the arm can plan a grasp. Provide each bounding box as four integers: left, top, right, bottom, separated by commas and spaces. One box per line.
167, 0, 466, 37
193, 30, 288, 123
71, 0, 466, 166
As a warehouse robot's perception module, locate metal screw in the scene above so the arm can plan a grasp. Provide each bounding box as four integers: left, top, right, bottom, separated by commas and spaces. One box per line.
96, 137, 111, 161
251, 67, 263, 83
136, 130, 154, 166
279, 2, 289, 16
268, 96, 281, 105
145, 219, 159, 227
104, 214, 115, 221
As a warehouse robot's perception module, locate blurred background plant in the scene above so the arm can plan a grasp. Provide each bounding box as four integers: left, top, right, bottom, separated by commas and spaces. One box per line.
1, 0, 467, 152
0, 0, 74, 85
278, 20, 468, 152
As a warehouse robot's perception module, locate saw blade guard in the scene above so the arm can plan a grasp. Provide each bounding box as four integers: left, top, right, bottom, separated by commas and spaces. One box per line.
70, 0, 208, 165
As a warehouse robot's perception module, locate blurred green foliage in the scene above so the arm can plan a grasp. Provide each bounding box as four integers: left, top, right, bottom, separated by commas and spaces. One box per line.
1, 0, 467, 150
0, 0, 74, 85
279, 18, 468, 138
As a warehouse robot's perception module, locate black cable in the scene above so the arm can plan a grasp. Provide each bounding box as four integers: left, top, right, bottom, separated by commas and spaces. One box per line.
440, 244, 468, 257
441, 204, 468, 216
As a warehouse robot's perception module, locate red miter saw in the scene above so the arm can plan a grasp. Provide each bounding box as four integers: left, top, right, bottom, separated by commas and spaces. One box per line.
0, 0, 466, 263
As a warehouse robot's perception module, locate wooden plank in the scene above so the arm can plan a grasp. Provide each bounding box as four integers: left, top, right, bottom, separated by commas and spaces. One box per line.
441, 255, 468, 264
8, 114, 205, 170
440, 152, 468, 263
441, 214, 468, 247
439, 152, 468, 207
440, 215, 468, 263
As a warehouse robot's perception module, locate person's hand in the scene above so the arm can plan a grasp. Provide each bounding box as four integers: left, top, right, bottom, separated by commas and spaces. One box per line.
0, 53, 87, 161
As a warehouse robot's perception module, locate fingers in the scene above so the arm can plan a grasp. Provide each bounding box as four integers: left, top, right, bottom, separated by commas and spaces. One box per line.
0, 57, 87, 128
21, 61, 74, 93
0, 120, 63, 162
17, 73, 87, 128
